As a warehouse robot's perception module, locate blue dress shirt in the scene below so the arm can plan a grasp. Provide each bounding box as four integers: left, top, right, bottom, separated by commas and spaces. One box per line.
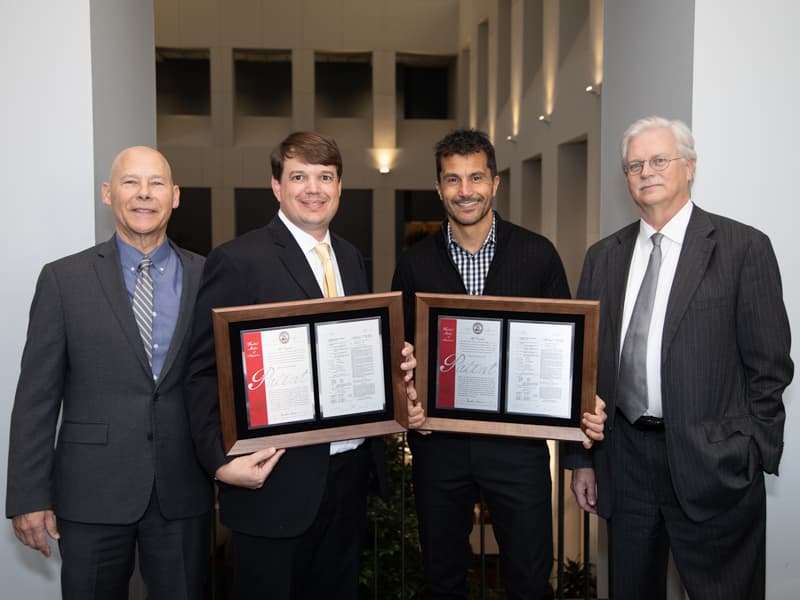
116, 235, 183, 381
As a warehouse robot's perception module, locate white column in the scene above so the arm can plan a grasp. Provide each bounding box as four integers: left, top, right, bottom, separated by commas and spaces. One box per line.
691, 3, 800, 598
0, 1, 156, 596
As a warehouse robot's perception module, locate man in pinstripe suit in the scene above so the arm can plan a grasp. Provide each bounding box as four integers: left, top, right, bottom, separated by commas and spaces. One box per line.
568, 116, 793, 599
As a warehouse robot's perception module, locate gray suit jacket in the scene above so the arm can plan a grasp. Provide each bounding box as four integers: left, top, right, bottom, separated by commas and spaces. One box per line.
568, 206, 793, 522
6, 237, 212, 523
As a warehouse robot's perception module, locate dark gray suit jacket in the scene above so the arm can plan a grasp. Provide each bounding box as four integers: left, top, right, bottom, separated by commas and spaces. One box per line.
6, 237, 212, 523
568, 206, 793, 522
185, 216, 386, 538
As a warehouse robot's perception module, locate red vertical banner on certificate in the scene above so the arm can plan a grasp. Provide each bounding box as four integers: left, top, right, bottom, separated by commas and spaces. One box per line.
242, 331, 269, 426
437, 318, 457, 408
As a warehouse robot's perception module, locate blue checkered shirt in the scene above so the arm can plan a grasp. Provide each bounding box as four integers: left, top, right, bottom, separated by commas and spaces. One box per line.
447, 214, 497, 295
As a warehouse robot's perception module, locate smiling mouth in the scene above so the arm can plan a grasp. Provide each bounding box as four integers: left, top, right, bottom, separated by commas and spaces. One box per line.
300, 197, 328, 208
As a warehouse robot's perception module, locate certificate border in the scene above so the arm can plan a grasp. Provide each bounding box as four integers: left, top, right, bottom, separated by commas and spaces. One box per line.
415, 293, 599, 443
213, 292, 407, 455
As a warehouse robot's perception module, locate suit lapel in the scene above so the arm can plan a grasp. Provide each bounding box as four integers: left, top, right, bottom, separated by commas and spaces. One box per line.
93, 237, 152, 376
661, 207, 716, 360
608, 223, 639, 365
158, 245, 201, 384
332, 235, 365, 295
269, 217, 325, 299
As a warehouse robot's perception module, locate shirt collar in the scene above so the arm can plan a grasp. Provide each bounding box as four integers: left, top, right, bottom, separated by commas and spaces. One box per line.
278, 209, 332, 254
638, 200, 694, 247
115, 234, 172, 273
446, 212, 497, 254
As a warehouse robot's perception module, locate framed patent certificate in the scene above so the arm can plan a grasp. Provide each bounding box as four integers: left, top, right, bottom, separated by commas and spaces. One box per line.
212, 292, 407, 455
415, 293, 599, 442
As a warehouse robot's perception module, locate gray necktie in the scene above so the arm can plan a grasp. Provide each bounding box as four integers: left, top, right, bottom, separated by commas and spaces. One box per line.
133, 256, 154, 366
617, 233, 663, 423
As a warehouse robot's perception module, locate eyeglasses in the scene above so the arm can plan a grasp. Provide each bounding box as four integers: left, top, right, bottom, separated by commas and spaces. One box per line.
623, 156, 684, 176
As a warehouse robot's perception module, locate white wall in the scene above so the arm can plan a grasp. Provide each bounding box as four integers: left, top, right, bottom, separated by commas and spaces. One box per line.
0, 1, 95, 596
691, 2, 800, 597
0, 1, 156, 596
600, 0, 695, 237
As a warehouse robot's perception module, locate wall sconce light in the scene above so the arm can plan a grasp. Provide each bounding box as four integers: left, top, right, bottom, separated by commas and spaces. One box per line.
506, 134, 517, 143
585, 83, 602, 96
538, 114, 551, 124
371, 147, 398, 174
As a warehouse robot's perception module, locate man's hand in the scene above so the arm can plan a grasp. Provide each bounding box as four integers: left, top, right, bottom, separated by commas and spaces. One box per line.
215, 447, 285, 489
12, 510, 59, 557
402, 342, 431, 434
400, 342, 416, 383
581, 395, 607, 449
570, 467, 598, 514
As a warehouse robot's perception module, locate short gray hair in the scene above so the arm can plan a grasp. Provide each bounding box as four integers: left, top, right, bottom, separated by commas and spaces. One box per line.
620, 116, 697, 169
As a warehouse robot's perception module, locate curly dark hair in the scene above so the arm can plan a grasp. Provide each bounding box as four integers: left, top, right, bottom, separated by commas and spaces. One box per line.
434, 128, 497, 180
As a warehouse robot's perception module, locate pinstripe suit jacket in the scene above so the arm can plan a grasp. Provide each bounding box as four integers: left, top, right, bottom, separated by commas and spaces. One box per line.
570, 205, 793, 522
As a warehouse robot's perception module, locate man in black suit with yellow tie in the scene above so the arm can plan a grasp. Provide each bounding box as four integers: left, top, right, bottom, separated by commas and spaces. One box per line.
568, 116, 793, 599
6, 146, 212, 599
185, 131, 424, 599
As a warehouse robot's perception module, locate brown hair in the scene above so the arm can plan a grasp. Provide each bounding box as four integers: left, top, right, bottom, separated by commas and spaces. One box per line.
270, 131, 343, 180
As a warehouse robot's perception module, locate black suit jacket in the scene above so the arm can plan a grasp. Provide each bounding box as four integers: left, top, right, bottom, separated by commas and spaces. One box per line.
392, 214, 570, 341
185, 216, 386, 538
6, 237, 211, 523
568, 206, 793, 522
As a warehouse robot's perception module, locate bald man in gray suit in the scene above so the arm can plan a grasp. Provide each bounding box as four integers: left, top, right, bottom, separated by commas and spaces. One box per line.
6, 147, 213, 600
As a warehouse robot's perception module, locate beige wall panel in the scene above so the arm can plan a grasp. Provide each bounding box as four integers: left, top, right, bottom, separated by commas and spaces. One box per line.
210, 46, 232, 93
316, 117, 372, 148
219, 0, 262, 48
159, 145, 217, 187
219, 147, 244, 187
301, 0, 345, 49
371, 187, 396, 292
383, 0, 458, 53
238, 147, 273, 187
373, 94, 396, 149
234, 116, 293, 147
157, 115, 213, 146
212, 186, 236, 247
154, 0, 179, 45
177, 0, 218, 46
372, 50, 395, 93
262, 0, 302, 47
339, 0, 382, 49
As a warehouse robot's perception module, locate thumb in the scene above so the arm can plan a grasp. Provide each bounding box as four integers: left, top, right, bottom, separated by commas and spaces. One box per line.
45, 512, 60, 540
249, 447, 281, 464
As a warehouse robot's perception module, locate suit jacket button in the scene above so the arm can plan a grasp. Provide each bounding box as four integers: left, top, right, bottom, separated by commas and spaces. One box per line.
147, 433, 153, 441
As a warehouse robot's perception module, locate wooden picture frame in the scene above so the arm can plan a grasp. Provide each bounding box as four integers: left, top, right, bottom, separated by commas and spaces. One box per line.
414, 293, 599, 442
212, 292, 407, 455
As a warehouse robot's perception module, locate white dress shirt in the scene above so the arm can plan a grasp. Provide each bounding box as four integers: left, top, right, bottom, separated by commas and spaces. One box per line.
278, 210, 364, 455
619, 201, 694, 418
